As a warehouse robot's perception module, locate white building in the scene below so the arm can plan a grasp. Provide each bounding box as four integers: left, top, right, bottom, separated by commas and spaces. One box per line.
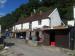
13, 8, 64, 32
67, 20, 74, 26
12, 8, 65, 38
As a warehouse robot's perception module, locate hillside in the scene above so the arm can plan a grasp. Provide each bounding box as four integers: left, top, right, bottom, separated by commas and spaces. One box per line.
0, 0, 74, 30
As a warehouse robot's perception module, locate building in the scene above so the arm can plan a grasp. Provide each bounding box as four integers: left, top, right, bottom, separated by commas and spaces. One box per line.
67, 20, 74, 26
12, 8, 75, 50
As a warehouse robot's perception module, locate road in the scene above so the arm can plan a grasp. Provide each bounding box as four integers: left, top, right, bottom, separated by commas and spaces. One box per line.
0, 38, 68, 56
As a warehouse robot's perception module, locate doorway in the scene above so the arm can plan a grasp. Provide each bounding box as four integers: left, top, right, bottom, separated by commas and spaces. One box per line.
16, 32, 26, 39
49, 30, 56, 46
36, 31, 40, 41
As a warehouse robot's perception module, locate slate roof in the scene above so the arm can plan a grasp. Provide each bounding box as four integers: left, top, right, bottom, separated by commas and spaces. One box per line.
15, 8, 54, 25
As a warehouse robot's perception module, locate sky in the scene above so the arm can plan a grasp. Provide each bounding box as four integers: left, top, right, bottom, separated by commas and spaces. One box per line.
0, 0, 29, 16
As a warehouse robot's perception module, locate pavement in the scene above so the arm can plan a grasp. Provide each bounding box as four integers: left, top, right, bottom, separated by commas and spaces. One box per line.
0, 38, 69, 56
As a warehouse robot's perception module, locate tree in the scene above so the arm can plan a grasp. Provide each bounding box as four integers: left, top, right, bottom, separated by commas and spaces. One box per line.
0, 0, 75, 31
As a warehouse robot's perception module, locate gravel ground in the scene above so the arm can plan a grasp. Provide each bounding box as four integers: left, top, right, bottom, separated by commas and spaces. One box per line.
0, 38, 69, 56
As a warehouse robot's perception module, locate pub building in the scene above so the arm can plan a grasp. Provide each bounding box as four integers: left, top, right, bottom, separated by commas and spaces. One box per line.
12, 8, 75, 50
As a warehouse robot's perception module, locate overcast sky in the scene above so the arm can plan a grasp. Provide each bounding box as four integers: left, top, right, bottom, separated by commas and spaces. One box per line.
0, 0, 28, 16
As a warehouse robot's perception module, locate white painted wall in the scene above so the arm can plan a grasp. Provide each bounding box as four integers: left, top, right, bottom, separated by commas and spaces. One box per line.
31, 8, 62, 29
23, 23, 29, 29
73, 7, 75, 26
13, 8, 62, 31
32, 19, 50, 29
15, 24, 21, 30
48, 8, 62, 27
32, 21, 38, 29
41, 19, 50, 26
74, 7, 75, 19
68, 20, 74, 26
12, 26, 15, 32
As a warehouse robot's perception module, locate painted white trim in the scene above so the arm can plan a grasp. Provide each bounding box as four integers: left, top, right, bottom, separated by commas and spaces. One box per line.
73, 6, 75, 19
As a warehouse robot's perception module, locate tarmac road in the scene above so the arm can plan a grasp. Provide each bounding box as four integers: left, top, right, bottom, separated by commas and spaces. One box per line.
0, 38, 68, 56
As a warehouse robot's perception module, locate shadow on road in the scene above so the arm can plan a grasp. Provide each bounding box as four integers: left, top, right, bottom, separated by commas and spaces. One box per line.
4, 42, 15, 47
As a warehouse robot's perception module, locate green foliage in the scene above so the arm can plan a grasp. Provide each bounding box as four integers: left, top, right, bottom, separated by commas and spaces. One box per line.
0, 14, 17, 30
38, 7, 50, 12
0, 0, 75, 30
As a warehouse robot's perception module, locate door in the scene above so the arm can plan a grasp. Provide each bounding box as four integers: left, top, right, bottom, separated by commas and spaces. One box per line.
49, 30, 56, 46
